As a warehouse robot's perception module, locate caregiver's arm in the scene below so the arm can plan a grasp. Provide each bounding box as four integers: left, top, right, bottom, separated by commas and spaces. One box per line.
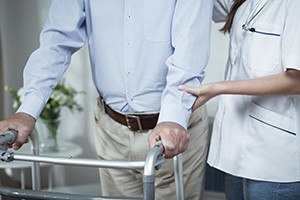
179, 69, 300, 110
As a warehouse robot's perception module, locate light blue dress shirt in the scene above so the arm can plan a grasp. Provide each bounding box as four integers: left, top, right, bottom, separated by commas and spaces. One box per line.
18, 0, 213, 129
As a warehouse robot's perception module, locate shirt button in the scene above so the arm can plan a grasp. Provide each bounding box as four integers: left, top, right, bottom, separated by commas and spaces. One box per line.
127, 15, 131, 19
126, 71, 131, 75
127, 42, 132, 47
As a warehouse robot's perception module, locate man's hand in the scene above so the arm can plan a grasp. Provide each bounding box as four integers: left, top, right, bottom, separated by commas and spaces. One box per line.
0, 112, 36, 150
148, 122, 190, 159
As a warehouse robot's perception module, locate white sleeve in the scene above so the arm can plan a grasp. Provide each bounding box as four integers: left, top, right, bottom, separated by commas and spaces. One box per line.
158, 0, 214, 128
17, 0, 86, 119
282, 0, 300, 71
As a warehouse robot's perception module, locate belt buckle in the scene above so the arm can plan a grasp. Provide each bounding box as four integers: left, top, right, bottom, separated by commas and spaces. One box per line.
125, 114, 143, 132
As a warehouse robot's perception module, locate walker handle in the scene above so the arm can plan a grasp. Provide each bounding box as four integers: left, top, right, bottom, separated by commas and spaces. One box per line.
0, 129, 18, 150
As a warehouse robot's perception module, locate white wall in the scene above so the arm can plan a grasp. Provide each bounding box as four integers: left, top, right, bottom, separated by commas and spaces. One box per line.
0, 30, 3, 119
0, 0, 229, 190
204, 22, 229, 117
1, 0, 40, 116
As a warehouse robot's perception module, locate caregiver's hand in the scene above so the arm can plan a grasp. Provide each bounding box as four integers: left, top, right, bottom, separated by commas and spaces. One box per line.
178, 83, 221, 111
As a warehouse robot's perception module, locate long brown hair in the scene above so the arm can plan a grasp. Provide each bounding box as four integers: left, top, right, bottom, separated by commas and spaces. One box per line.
220, 0, 246, 34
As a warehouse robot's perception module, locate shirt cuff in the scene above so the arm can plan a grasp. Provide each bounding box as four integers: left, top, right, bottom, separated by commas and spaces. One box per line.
16, 94, 45, 120
158, 101, 191, 130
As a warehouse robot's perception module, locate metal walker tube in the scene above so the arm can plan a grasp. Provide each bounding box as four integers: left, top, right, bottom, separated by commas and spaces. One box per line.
30, 128, 41, 190
0, 130, 166, 200
174, 154, 185, 200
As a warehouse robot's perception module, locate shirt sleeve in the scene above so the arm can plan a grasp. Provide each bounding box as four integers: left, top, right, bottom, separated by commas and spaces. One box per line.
282, 0, 300, 71
17, 0, 86, 119
158, 0, 214, 129
213, 0, 233, 23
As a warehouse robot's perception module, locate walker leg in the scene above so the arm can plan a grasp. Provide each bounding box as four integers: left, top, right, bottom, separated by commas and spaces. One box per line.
30, 128, 41, 190
174, 154, 184, 200
143, 175, 155, 200
20, 169, 25, 189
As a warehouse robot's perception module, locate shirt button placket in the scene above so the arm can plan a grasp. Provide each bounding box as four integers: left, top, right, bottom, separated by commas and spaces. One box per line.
124, 1, 134, 104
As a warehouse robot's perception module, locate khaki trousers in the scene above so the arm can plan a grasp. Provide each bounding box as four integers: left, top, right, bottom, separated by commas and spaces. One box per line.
94, 100, 210, 200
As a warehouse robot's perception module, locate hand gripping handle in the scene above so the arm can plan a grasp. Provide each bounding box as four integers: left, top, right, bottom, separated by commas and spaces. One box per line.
0, 129, 18, 150
0, 129, 18, 145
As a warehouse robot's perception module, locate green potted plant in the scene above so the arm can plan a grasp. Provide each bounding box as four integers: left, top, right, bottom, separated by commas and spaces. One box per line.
5, 80, 83, 151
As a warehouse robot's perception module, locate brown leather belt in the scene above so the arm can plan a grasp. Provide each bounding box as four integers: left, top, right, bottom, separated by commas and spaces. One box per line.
101, 99, 159, 132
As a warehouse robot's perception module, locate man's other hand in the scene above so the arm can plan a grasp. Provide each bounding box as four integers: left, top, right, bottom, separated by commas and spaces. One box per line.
0, 112, 36, 150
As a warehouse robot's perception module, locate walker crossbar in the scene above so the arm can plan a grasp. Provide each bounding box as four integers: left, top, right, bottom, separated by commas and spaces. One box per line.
3, 152, 147, 169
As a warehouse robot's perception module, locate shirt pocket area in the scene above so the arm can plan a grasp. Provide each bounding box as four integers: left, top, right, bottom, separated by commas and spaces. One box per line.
248, 102, 296, 137
241, 103, 298, 180
242, 23, 282, 77
243, 101, 297, 167
143, 0, 175, 43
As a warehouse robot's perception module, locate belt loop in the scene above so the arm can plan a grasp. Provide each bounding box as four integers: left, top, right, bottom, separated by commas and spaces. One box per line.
100, 96, 104, 106
98, 95, 105, 110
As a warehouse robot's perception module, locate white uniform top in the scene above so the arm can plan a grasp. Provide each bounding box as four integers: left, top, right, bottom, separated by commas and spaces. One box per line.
209, 0, 300, 182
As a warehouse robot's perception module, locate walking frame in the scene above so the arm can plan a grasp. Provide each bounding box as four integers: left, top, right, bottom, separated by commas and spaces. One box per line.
0, 130, 185, 200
